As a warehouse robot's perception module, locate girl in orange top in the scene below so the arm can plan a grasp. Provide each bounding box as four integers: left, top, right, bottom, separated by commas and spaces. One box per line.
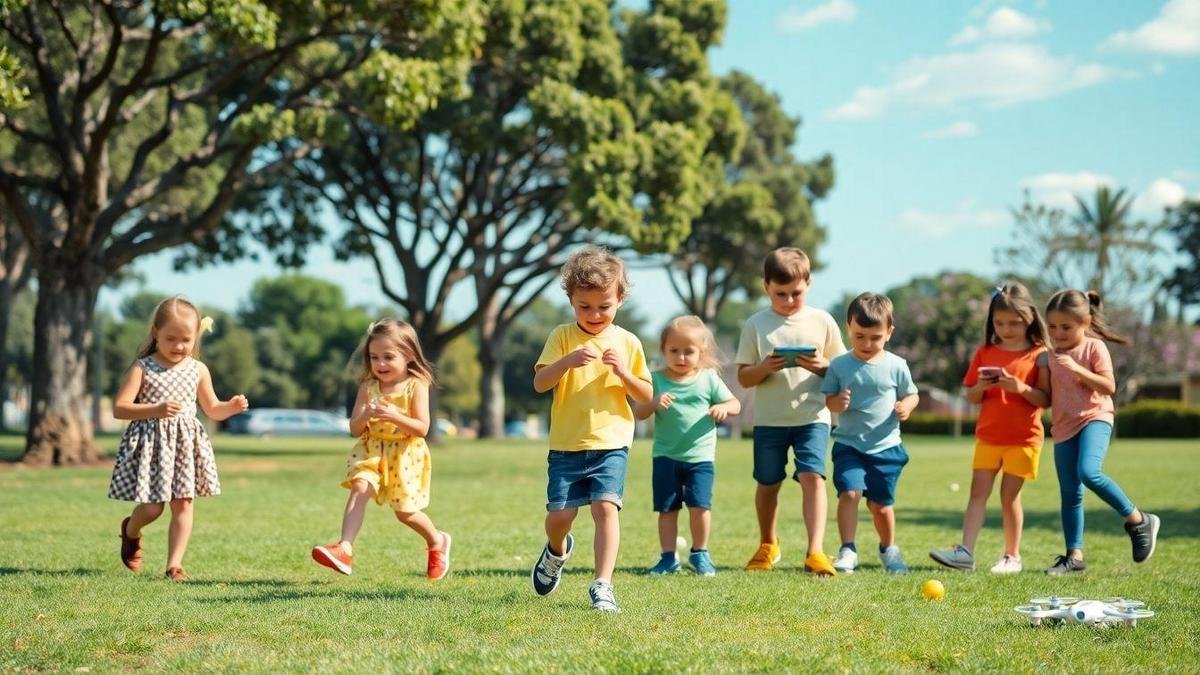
930, 282, 1050, 574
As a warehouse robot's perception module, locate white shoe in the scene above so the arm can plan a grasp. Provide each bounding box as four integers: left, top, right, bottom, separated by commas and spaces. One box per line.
989, 554, 1023, 575
832, 546, 859, 574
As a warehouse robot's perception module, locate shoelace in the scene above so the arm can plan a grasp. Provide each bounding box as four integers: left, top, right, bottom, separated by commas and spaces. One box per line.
1051, 554, 1071, 568
538, 552, 566, 579
591, 583, 616, 607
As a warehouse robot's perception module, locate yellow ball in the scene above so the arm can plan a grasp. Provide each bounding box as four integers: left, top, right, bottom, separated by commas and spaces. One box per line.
921, 579, 945, 601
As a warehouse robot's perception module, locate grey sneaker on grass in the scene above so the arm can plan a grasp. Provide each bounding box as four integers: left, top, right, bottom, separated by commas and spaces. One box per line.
588, 579, 619, 613
833, 546, 859, 574
930, 544, 975, 571
880, 545, 909, 574
1045, 554, 1086, 576
531, 533, 573, 596
1125, 512, 1160, 563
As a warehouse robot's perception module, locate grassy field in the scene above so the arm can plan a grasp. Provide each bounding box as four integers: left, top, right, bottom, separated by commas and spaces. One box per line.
1, 433, 1197, 672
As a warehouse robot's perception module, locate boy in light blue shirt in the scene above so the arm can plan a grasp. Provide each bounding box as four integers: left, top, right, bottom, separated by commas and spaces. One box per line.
822, 293, 919, 574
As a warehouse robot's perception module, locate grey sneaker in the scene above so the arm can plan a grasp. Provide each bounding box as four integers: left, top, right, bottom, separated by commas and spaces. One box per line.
880, 545, 909, 574
1125, 512, 1160, 563
531, 534, 573, 596
1045, 554, 1086, 576
833, 546, 859, 574
588, 579, 619, 612
930, 544, 975, 571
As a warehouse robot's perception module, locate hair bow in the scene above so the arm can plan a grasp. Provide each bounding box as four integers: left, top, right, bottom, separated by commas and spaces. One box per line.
199, 316, 215, 334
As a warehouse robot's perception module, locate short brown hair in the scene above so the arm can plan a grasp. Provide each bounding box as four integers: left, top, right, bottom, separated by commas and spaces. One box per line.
560, 245, 629, 299
762, 247, 811, 285
847, 292, 894, 328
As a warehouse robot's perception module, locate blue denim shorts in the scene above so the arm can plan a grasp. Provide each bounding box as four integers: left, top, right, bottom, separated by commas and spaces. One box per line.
546, 448, 628, 511
651, 456, 714, 512
752, 424, 830, 484
832, 442, 909, 506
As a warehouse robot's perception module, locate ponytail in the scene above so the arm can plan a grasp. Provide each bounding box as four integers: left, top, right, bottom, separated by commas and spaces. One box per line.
1046, 289, 1130, 345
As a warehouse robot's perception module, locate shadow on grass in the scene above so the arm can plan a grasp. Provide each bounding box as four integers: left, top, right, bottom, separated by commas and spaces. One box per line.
0, 566, 104, 577
199, 585, 437, 604
899, 507, 1200, 539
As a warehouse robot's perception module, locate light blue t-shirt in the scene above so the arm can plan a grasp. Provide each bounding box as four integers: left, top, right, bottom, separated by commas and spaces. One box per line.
821, 351, 918, 455
651, 369, 736, 463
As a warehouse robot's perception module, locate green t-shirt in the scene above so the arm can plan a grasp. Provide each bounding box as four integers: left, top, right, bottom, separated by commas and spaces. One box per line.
651, 369, 736, 463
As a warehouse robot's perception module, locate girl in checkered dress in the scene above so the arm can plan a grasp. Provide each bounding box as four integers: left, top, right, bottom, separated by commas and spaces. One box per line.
311, 319, 452, 580
109, 296, 249, 581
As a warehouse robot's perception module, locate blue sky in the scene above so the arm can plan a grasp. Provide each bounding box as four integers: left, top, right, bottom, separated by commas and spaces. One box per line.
105, 0, 1200, 326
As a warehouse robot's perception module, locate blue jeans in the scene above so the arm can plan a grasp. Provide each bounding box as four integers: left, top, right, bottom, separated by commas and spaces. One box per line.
1054, 421, 1135, 550
546, 449, 628, 511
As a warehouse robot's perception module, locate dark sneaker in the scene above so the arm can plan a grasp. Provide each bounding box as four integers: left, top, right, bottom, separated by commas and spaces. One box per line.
531, 533, 573, 596
1045, 554, 1086, 576
1125, 512, 1160, 563
588, 579, 619, 612
930, 544, 975, 571
119, 517, 143, 571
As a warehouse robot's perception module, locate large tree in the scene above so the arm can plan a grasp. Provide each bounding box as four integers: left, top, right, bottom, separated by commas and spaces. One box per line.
664, 70, 834, 322
0, 205, 32, 430
1161, 199, 1200, 322
0, 1, 479, 464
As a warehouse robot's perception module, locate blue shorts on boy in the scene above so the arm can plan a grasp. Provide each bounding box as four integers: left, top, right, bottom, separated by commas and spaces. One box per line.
831, 442, 908, 506
547, 449, 629, 511
652, 456, 714, 511
649, 369, 732, 512
735, 306, 846, 484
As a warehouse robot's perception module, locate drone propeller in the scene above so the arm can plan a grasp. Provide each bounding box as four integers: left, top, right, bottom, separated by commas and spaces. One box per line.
1030, 596, 1078, 607
1014, 605, 1061, 618
1103, 607, 1154, 620
1101, 597, 1146, 609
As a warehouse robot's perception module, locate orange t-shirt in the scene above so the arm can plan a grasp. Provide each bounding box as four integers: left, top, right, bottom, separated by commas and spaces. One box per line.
962, 344, 1046, 447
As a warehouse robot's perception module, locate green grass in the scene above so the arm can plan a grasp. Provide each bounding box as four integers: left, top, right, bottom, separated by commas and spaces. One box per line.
1, 433, 1197, 672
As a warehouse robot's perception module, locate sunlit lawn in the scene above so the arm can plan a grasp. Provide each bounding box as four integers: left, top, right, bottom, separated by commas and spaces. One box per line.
1, 433, 1197, 671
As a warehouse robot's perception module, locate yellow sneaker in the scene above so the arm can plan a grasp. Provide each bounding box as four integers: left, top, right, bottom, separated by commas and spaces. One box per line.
804, 551, 837, 577
745, 542, 782, 571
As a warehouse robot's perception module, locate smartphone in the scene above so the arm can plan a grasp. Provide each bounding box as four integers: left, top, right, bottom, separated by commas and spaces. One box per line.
978, 366, 1004, 379
774, 346, 818, 367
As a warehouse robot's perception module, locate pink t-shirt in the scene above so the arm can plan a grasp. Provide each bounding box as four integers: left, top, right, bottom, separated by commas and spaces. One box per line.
1047, 336, 1115, 443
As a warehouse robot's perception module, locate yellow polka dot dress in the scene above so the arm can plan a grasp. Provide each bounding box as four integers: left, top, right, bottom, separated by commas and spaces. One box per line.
342, 378, 431, 512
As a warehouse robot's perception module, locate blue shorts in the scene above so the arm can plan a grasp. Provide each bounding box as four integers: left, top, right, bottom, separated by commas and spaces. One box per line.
651, 456, 714, 512
546, 448, 628, 511
831, 442, 908, 506
752, 424, 830, 484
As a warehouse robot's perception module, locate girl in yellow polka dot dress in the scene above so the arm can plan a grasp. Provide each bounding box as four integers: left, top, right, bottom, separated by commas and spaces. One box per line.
311, 320, 451, 580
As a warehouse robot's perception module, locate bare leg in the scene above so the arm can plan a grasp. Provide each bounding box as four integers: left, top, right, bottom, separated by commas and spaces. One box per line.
797, 472, 828, 555
338, 480, 375, 546
544, 507, 578, 556
962, 469, 997, 553
657, 511, 680, 553
754, 482, 783, 544
165, 498, 193, 570
394, 510, 440, 548
998, 474, 1025, 557
868, 501, 895, 548
591, 500, 620, 581
126, 502, 165, 537
688, 507, 711, 550
837, 490, 861, 545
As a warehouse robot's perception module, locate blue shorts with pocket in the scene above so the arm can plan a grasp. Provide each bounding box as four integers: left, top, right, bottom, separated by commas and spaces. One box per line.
652, 456, 714, 512
546, 448, 628, 511
831, 442, 908, 506
752, 424, 830, 484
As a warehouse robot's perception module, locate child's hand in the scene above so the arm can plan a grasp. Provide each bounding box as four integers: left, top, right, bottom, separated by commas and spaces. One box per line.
157, 400, 182, 418
566, 347, 598, 368
228, 394, 250, 414
602, 348, 627, 378
1052, 353, 1082, 374
370, 401, 405, 424
996, 370, 1025, 393
829, 388, 851, 413
656, 392, 676, 410
796, 353, 829, 374
760, 353, 787, 373
708, 403, 731, 423
894, 399, 915, 421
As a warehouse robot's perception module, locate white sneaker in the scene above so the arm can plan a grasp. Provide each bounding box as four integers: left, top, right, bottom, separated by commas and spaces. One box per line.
989, 554, 1023, 575
833, 546, 859, 574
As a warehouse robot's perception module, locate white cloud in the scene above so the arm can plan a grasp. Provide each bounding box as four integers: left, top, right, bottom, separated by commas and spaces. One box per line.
950, 7, 1049, 46
1135, 178, 1187, 213
779, 0, 858, 33
1019, 171, 1116, 209
1103, 0, 1200, 56
920, 120, 979, 139
899, 203, 1009, 236
826, 43, 1118, 120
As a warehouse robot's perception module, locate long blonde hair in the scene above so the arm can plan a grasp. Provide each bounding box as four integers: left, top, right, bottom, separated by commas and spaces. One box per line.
134, 296, 206, 359
356, 319, 436, 384
659, 315, 723, 371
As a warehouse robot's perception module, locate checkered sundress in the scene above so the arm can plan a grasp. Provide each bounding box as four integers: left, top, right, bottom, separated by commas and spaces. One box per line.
107, 356, 221, 503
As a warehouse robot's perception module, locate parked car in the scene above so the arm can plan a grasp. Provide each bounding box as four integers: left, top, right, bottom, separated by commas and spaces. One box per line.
226, 408, 350, 437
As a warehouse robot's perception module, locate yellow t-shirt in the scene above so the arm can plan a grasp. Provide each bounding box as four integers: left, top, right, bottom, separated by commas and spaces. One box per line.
535, 323, 651, 451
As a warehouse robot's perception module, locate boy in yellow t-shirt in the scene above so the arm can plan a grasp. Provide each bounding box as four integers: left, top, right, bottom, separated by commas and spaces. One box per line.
531, 245, 653, 612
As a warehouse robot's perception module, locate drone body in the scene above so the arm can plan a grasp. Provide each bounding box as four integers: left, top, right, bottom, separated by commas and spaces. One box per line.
1014, 596, 1155, 628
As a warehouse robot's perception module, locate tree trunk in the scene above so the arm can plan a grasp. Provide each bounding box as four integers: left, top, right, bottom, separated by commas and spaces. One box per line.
22, 275, 103, 466
476, 299, 507, 439
0, 282, 13, 433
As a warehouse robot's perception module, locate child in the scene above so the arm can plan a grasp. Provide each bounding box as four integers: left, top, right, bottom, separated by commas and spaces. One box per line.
930, 282, 1050, 574
530, 245, 652, 612
822, 293, 919, 574
735, 247, 846, 575
311, 319, 452, 580
1042, 290, 1159, 575
110, 296, 249, 581
634, 316, 741, 577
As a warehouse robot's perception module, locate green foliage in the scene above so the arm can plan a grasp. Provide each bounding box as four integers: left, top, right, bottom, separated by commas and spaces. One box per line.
348, 53, 445, 130
203, 322, 260, 400
0, 46, 28, 110
231, 105, 296, 143
162, 0, 279, 48
437, 333, 481, 421
901, 413, 977, 436
1116, 400, 1200, 438
1161, 199, 1200, 315
2, 287, 34, 388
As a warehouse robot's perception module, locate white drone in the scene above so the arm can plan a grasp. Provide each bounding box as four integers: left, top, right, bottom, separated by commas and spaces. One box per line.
1014, 596, 1154, 628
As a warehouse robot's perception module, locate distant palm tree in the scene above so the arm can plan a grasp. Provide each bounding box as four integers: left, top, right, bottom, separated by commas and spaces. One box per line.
1066, 186, 1159, 295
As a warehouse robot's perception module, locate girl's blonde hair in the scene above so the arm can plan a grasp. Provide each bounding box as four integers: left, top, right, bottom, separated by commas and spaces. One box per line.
985, 281, 1050, 348
357, 319, 436, 384
135, 296, 207, 359
659, 315, 723, 371
1045, 289, 1130, 345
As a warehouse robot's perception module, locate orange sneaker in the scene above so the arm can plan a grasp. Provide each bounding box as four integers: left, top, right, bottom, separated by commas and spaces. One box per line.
804, 551, 838, 577
164, 566, 190, 582
119, 517, 142, 571
745, 542, 781, 571
312, 542, 353, 575
427, 531, 452, 581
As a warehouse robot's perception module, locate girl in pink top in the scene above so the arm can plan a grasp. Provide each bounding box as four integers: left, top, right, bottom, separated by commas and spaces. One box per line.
1043, 290, 1159, 576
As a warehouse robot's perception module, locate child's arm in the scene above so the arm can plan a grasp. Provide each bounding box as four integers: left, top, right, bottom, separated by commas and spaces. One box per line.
112, 362, 180, 420
1051, 353, 1116, 395
348, 384, 372, 437
633, 392, 674, 420
602, 348, 652, 402
708, 396, 741, 423
893, 360, 919, 420
372, 381, 431, 438
196, 363, 249, 421
893, 393, 919, 421
737, 354, 787, 388
533, 347, 597, 393
998, 365, 1050, 408
825, 389, 851, 413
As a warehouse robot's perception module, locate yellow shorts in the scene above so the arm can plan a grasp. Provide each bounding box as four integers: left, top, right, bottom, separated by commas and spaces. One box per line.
972, 441, 1041, 480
